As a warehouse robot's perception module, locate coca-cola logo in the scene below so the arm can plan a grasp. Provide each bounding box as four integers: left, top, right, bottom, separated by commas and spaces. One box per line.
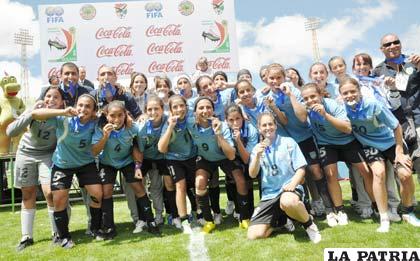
147, 42, 183, 55
96, 26, 132, 39
148, 60, 184, 73
48, 67, 61, 78
196, 57, 231, 70
145, 24, 182, 37
97, 63, 135, 76
96, 44, 133, 58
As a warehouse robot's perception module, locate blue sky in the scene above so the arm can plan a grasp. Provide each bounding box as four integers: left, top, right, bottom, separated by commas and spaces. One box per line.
1, 0, 419, 95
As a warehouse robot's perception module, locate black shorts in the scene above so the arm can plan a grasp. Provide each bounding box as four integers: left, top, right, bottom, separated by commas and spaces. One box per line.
142, 159, 170, 176
298, 137, 320, 165
196, 156, 242, 180
318, 139, 365, 167
363, 144, 408, 164
250, 187, 304, 226
99, 163, 139, 184
166, 157, 196, 184
51, 162, 100, 191
225, 157, 251, 184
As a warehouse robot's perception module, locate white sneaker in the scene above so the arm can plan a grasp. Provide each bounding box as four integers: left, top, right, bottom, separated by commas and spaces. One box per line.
155, 214, 164, 226
360, 207, 373, 219
305, 223, 322, 244
326, 212, 338, 227
173, 217, 182, 229
376, 220, 390, 233
225, 201, 235, 215
213, 213, 223, 225
133, 220, 147, 234
311, 200, 326, 216
197, 218, 206, 226
402, 213, 420, 227
336, 211, 348, 226
388, 208, 401, 222
182, 220, 192, 234
284, 218, 295, 232
233, 211, 240, 220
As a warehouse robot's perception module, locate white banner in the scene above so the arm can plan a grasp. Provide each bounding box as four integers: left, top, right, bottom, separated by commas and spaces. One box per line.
38, 0, 238, 83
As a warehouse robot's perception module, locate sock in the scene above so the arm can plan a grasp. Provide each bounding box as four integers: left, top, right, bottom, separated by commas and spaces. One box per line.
89, 207, 102, 232
180, 216, 188, 222
226, 182, 236, 202
247, 186, 255, 215
187, 187, 197, 212
301, 217, 313, 229
54, 209, 70, 239
47, 206, 58, 234
101, 198, 114, 229
163, 187, 171, 215
380, 212, 389, 222
136, 195, 154, 222
315, 178, 334, 211
237, 193, 251, 220
209, 186, 221, 214
302, 182, 312, 212
335, 205, 344, 212
401, 205, 414, 214
21, 208, 36, 239
197, 194, 213, 222
165, 190, 178, 218
372, 202, 378, 213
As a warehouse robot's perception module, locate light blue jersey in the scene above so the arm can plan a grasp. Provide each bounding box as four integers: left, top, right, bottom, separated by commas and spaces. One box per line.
250, 135, 307, 200
213, 89, 231, 120
187, 118, 234, 161
268, 85, 313, 143
48, 116, 96, 169
92, 124, 139, 169
230, 122, 259, 156
326, 82, 340, 100
309, 98, 355, 145
137, 115, 168, 160
346, 98, 398, 151
161, 117, 197, 161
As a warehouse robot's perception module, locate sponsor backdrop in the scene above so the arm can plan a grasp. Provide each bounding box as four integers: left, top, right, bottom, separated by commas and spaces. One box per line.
38, 0, 238, 82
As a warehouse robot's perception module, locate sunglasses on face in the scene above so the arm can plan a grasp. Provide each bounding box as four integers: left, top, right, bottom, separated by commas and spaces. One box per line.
382, 40, 400, 48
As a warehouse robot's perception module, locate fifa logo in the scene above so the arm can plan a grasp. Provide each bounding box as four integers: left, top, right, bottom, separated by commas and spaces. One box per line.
45, 6, 64, 23
145, 2, 163, 18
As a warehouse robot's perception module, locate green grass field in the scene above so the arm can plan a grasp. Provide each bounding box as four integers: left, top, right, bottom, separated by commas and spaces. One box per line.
1, 181, 419, 261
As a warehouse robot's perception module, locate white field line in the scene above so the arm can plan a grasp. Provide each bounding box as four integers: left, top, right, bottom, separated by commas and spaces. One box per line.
188, 228, 210, 261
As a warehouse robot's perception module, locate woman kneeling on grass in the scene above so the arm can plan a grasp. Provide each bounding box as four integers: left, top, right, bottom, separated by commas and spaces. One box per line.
247, 113, 321, 243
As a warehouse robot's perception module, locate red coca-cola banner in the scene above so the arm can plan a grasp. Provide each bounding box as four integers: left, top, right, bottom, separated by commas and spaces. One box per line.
148, 60, 184, 73
96, 26, 132, 39
145, 24, 182, 37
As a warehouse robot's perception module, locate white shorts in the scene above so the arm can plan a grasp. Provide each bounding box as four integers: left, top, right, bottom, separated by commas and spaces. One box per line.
14, 152, 52, 188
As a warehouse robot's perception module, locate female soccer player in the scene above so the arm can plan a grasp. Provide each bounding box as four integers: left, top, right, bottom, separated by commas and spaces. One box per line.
92, 101, 159, 238
339, 77, 420, 230
8, 87, 66, 251
247, 112, 321, 243
31, 94, 103, 248
158, 95, 198, 233
309, 62, 340, 99
301, 83, 376, 225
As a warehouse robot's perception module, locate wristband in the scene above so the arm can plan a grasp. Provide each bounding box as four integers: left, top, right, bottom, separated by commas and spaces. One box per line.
135, 161, 142, 170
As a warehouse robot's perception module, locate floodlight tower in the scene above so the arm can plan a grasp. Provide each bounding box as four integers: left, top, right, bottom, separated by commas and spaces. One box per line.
14, 29, 33, 103
304, 18, 321, 62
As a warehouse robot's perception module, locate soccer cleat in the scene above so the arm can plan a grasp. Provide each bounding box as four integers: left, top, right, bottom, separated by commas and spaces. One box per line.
51, 233, 61, 245
284, 218, 295, 232
167, 214, 173, 226
239, 219, 250, 229
16, 237, 34, 252
360, 207, 373, 219
91, 230, 105, 241
326, 212, 338, 227
103, 228, 117, 240
233, 211, 240, 220
147, 221, 161, 235
60, 238, 75, 249
376, 220, 390, 233
336, 211, 349, 226
197, 218, 206, 226
225, 201, 235, 215
173, 217, 182, 229
182, 219, 193, 234
305, 223, 322, 244
133, 220, 147, 234
201, 221, 216, 234
388, 208, 401, 222
155, 214, 164, 226
213, 213, 223, 225
402, 213, 420, 227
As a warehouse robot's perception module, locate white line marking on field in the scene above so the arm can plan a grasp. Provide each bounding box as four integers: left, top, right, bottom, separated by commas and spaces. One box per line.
188, 228, 210, 261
